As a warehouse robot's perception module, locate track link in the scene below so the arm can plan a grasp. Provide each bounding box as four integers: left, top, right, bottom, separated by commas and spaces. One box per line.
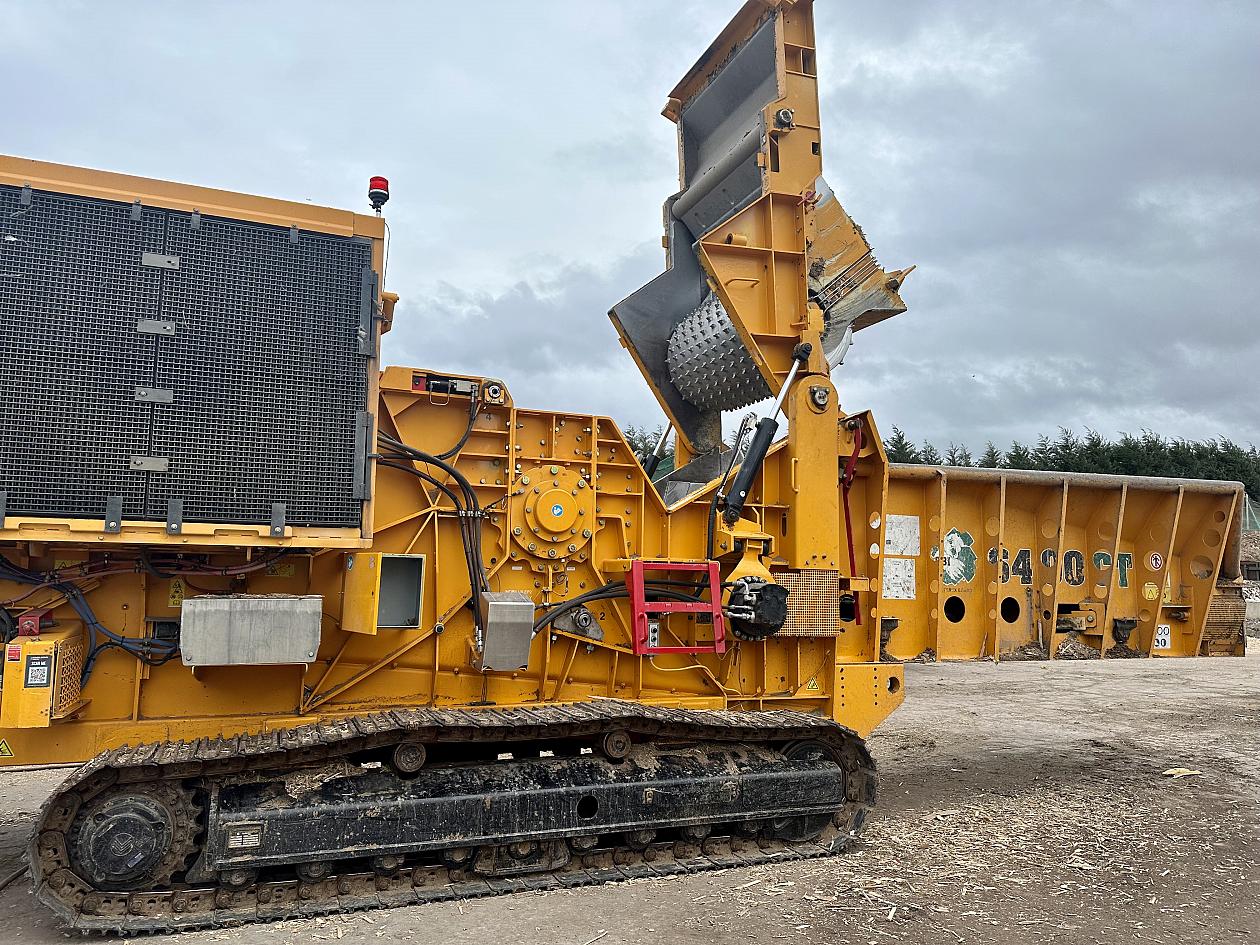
29, 702, 876, 933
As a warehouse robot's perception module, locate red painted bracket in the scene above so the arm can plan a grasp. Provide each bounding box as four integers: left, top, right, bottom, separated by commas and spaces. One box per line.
628, 559, 727, 656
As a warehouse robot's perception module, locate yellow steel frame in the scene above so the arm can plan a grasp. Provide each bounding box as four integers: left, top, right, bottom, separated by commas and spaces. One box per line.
0, 0, 1236, 782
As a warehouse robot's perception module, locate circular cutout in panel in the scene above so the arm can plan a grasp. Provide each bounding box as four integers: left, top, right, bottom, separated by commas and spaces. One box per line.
1040, 519, 1057, 539
1213, 509, 1227, 523
869, 543, 880, 557
1000, 596, 1021, 623
985, 516, 1000, 537
1139, 609, 1152, 622
1204, 529, 1222, 548
869, 513, 881, 528
929, 515, 941, 531
1189, 555, 1214, 580
943, 595, 966, 623
1098, 520, 1116, 541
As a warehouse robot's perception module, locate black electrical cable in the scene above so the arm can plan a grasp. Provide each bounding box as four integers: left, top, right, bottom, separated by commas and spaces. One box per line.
378, 444, 490, 636
0, 607, 16, 645
379, 458, 465, 510
381, 459, 484, 594
435, 389, 480, 461
0, 555, 179, 685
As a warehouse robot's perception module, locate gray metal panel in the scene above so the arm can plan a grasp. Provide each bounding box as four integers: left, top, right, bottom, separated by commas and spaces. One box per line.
180, 595, 322, 666
674, 15, 777, 239
608, 217, 723, 454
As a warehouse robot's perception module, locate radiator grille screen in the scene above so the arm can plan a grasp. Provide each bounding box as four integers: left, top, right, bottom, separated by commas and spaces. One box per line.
0, 183, 372, 529
777, 569, 842, 636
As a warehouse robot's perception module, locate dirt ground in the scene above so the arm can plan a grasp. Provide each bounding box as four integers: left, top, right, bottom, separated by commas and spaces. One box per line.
2, 653, 1257, 945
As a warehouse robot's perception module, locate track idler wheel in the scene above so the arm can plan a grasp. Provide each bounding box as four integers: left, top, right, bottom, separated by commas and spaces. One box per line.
220, 867, 257, 890
624, 829, 656, 849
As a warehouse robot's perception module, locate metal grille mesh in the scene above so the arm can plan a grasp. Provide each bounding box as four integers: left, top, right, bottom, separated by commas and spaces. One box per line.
0, 185, 164, 519
776, 569, 842, 636
0, 183, 371, 529
52, 635, 86, 718
154, 215, 370, 526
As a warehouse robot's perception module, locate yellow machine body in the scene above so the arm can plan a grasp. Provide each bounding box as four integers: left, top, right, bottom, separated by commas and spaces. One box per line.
0, 0, 1242, 781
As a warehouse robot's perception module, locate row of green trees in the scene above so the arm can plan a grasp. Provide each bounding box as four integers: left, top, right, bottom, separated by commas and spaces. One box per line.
623, 423, 1260, 503
623, 425, 676, 477
884, 427, 1260, 498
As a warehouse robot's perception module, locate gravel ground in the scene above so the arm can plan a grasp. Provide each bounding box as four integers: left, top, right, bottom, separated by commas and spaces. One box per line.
2, 651, 1257, 945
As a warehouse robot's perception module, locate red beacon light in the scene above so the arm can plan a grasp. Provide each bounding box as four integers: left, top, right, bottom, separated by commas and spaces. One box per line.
368, 176, 390, 213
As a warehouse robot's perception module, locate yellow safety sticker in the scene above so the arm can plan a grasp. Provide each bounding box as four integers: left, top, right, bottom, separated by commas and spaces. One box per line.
0, 739, 13, 758
1143, 582, 1159, 601
806, 677, 820, 691
168, 579, 185, 608
266, 561, 296, 578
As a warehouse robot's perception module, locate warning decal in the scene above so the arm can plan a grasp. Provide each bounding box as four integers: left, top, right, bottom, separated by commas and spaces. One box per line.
884, 514, 921, 556
882, 557, 917, 600
0, 739, 13, 758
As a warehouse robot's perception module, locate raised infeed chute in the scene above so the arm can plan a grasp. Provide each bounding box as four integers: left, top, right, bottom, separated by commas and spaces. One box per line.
610, 0, 909, 456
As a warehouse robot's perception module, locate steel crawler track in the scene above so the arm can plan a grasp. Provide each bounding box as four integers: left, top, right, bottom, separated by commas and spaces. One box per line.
30, 702, 877, 933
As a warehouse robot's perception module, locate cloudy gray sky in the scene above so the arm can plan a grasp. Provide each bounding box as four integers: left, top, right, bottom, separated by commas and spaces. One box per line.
5, 1, 1257, 453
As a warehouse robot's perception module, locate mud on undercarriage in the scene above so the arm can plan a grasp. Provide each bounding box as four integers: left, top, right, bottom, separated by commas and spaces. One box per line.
32, 702, 876, 933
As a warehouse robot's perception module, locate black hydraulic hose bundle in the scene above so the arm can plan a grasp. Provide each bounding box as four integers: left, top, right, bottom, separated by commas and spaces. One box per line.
435, 389, 480, 461
532, 580, 706, 634
0, 555, 179, 682
378, 432, 492, 637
